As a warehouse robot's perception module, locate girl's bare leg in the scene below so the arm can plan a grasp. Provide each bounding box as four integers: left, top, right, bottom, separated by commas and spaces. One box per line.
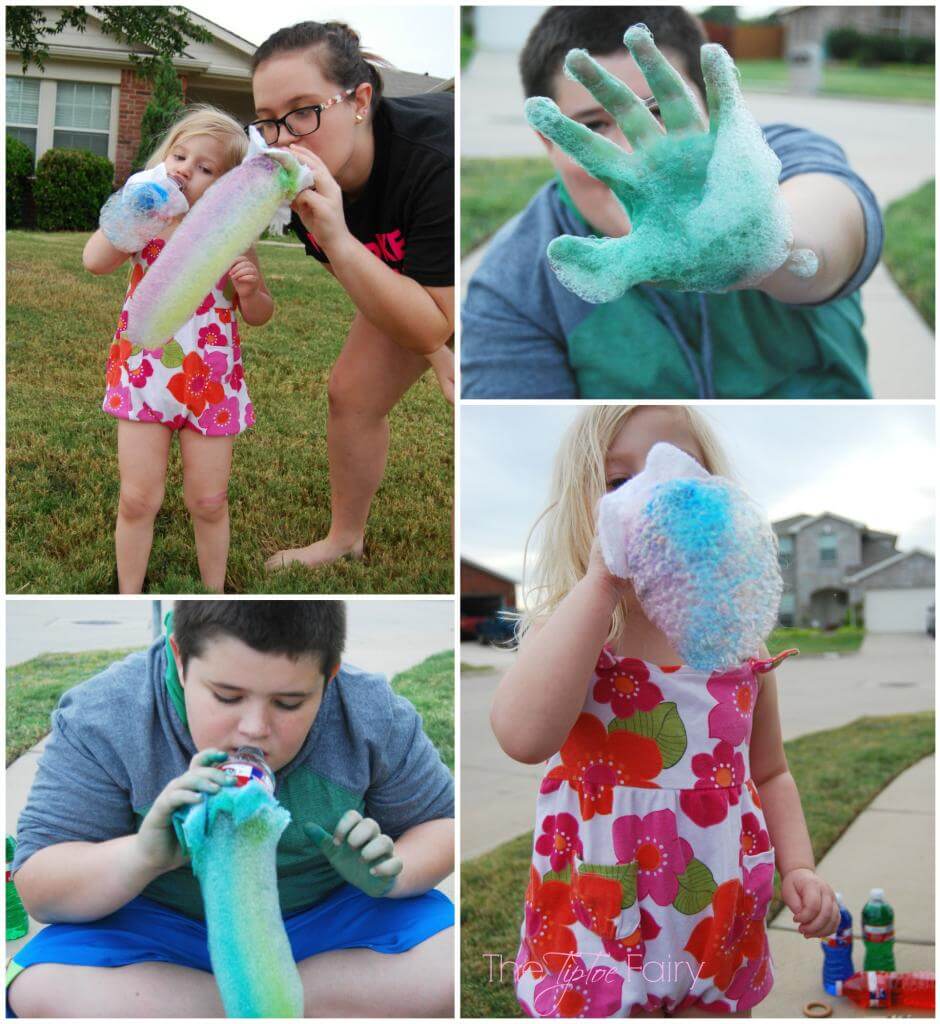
179, 431, 234, 592
7, 961, 224, 1018
115, 421, 173, 593
266, 311, 428, 570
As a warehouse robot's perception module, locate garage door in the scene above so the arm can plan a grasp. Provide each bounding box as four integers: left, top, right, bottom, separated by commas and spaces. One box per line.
865, 588, 934, 632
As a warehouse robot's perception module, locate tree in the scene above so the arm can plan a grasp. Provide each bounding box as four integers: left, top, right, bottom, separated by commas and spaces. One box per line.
7, 6, 212, 78
133, 55, 186, 172
699, 7, 738, 26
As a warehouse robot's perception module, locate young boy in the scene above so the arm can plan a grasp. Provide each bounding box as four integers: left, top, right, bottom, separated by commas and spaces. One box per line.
461, 6, 882, 399
8, 601, 454, 1017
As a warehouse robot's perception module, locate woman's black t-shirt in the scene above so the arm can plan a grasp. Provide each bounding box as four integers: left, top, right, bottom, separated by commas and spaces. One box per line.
290, 91, 454, 287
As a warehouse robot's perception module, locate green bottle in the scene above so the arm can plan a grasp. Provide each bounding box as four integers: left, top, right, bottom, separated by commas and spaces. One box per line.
862, 887, 895, 971
6, 836, 29, 941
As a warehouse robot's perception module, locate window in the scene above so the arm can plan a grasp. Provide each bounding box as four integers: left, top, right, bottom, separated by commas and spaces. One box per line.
778, 535, 793, 569
779, 592, 795, 627
53, 81, 111, 157
819, 534, 838, 566
7, 77, 40, 159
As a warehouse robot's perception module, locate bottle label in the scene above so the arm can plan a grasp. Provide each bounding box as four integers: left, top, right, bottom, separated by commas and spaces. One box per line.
863, 924, 895, 942
222, 761, 274, 794
867, 970, 887, 1008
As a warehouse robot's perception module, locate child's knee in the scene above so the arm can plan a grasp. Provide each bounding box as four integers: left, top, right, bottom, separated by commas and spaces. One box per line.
8, 963, 62, 1017
118, 483, 164, 522
185, 488, 228, 523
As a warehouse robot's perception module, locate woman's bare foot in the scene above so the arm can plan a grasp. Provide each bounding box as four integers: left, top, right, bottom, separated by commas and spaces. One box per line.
265, 536, 365, 571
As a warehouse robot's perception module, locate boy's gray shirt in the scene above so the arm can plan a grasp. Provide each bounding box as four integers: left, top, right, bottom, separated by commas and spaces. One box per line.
13, 639, 454, 917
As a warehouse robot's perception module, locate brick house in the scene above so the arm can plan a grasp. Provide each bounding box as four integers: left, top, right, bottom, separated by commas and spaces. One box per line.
778, 5, 935, 50
773, 512, 935, 631
6, 5, 452, 184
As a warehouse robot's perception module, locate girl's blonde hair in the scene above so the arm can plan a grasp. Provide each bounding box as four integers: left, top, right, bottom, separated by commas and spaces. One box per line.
520, 405, 732, 643
144, 104, 248, 174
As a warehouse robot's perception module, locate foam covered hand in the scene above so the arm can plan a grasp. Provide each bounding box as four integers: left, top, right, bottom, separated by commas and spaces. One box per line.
597, 442, 782, 671
304, 810, 403, 898
99, 162, 189, 254
524, 25, 818, 302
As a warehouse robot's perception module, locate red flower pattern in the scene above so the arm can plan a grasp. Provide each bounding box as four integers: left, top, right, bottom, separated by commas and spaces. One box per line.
593, 656, 663, 718
540, 714, 661, 820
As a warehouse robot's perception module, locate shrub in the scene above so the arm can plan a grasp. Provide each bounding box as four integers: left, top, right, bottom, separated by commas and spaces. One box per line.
827, 27, 935, 65
825, 27, 862, 60
6, 135, 34, 229
903, 35, 935, 65
33, 148, 114, 231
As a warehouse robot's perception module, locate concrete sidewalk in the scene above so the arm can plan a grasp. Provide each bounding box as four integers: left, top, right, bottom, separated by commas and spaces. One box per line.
460, 50, 935, 398
757, 755, 935, 1018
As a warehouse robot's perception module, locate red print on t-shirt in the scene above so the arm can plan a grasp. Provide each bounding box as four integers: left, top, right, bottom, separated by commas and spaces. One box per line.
305, 228, 405, 273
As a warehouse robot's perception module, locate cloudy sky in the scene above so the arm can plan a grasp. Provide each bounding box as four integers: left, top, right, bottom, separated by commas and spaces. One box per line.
461, 404, 936, 582
189, 2, 456, 78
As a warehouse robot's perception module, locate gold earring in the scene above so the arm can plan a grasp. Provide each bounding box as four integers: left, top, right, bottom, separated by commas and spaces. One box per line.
355, 113, 364, 124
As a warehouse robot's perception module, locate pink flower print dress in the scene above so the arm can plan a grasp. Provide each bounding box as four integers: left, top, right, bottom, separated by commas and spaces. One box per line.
102, 237, 253, 436
515, 646, 797, 1018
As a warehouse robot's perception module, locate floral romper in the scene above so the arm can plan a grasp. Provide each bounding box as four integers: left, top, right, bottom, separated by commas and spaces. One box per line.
102, 237, 253, 436
515, 646, 796, 1018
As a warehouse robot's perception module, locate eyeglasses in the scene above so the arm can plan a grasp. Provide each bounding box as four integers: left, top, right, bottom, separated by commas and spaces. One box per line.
247, 88, 357, 144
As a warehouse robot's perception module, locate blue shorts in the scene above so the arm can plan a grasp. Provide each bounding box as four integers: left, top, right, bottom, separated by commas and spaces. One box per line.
7, 883, 452, 1013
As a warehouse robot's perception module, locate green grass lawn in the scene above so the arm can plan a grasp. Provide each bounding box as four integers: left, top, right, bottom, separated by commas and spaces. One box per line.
7, 646, 455, 770
391, 649, 455, 772
883, 179, 935, 328
768, 626, 864, 656
737, 59, 935, 102
461, 711, 934, 1017
461, 157, 554, 256
6, 232, 453, 594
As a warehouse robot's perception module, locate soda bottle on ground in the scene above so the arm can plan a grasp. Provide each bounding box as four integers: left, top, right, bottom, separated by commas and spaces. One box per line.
862, 887, 895, 970
6, 836, 29, 941
821, 891, 854, 994
836, 970, 934, 1010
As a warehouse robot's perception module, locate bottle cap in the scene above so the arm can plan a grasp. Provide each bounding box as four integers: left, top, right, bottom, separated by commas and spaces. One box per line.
834, 891, 844, 904
869, 887, 884, 901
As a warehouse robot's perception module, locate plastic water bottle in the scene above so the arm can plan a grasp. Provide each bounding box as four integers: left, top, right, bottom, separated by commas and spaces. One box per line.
836, 970, 934, 1010
220, 747, 275, 794
821, 891, 854, 994
862, 887, 895, 970
6, 836, 29, 941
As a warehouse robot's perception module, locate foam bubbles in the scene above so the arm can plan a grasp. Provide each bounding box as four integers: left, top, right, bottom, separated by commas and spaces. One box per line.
523, 28, 818, 303
598, 443, 781, 671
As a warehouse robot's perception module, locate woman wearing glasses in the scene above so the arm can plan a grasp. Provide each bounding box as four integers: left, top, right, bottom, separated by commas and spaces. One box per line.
250, 21, 455, 572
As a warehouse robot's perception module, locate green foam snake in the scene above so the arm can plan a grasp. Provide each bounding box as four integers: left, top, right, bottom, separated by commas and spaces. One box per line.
177, 782, 303, 1018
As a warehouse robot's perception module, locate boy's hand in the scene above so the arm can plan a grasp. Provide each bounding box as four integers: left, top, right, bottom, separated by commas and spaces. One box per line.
135, 750, 235, 874
228, 255, 261, 299
781, 867, 840, 938
304, 810, 403, 898
524, 25, 817, 302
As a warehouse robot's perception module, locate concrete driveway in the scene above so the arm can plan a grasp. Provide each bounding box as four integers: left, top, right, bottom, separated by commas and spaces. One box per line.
460, 634, 934, 858
460, 51, 935, 398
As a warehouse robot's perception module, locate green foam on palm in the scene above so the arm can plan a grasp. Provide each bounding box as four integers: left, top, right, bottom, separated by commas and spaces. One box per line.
524, 24, 817, 303
181, 782, 303, 1018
